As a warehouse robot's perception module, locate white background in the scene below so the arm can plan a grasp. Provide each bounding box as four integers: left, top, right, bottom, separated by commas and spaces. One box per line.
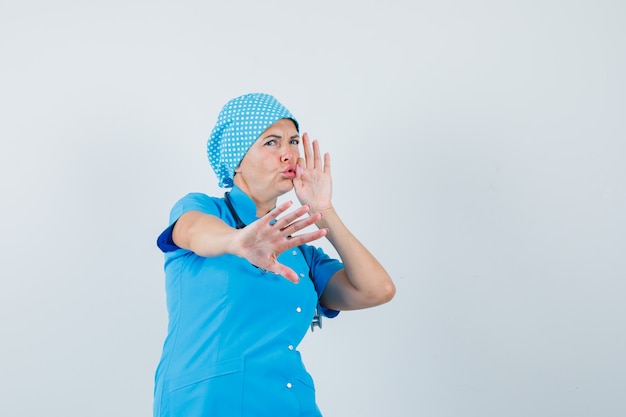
1, 1, 625, 416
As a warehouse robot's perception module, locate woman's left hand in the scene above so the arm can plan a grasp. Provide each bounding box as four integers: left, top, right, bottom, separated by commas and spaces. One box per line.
293, 133, 333, 215
294, 134, 396, 310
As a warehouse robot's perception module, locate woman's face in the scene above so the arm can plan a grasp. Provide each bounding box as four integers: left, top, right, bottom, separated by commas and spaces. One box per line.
234, 118, 300, 201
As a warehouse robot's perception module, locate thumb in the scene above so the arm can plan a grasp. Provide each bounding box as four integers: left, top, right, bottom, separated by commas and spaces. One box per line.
293, 165, 304, 192
294, 161, 304, 180
271, 263, 300, 283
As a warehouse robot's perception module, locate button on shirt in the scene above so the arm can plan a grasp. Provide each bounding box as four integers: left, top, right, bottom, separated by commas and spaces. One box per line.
153, 186, 343, 417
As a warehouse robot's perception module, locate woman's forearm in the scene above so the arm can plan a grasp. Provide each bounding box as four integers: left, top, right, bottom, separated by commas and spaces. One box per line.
316, 207, 396, 309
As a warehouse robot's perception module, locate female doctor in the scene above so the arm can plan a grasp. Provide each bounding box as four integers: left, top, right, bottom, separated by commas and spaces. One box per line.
154, 93, 395, 417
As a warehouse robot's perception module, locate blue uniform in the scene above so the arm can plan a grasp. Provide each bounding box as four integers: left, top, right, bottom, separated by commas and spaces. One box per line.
154, 186, 343, 417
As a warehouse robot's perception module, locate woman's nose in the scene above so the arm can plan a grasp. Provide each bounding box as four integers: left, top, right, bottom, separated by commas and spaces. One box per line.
281, 147, 294, 163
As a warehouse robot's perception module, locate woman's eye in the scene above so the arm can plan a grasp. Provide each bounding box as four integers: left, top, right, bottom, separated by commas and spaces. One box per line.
264, 139, 276, 146
290, 139, 300, 145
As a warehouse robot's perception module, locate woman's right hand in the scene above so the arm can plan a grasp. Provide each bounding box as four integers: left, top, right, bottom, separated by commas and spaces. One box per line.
173, 202, 327, 283
231, 201, 327, 282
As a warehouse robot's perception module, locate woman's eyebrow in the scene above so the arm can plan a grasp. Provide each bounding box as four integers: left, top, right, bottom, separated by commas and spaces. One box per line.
263, 134, 282, 139
263, 133, 300, 140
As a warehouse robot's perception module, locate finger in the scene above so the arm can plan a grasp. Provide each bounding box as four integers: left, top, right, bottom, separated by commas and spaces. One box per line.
280, 212, 323, 236
283, 228, 328, 248
264, 200, 293, 223
281, 213, 322, 239
324, 152, 331, 174
313, 139, 322, 169
273, 205, 312, 230
302, 132, 313, 169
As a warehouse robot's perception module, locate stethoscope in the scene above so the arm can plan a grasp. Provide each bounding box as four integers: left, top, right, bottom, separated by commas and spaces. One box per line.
224, 192, 322, 331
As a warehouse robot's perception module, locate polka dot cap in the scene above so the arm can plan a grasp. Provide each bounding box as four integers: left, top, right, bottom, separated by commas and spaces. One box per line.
207, 93, 299, 188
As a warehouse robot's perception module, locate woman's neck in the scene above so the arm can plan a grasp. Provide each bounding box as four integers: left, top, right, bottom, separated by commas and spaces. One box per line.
233, 178, 277, 217
252, 198, 276, 217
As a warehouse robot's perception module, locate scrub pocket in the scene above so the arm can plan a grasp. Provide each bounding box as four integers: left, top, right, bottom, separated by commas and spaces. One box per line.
165, 358, 244, 417
295, 371, 321, 415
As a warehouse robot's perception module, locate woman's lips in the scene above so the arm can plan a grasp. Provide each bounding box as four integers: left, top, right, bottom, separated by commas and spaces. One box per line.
282, 166, 296, 179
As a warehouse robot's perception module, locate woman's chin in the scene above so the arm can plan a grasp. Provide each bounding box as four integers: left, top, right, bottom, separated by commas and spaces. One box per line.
278, 180, 295, 194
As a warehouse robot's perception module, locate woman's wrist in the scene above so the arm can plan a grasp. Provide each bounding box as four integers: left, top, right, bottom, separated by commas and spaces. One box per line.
312, 205, 336, 228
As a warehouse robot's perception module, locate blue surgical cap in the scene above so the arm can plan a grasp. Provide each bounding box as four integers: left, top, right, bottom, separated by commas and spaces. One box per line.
207, 93, 299, 188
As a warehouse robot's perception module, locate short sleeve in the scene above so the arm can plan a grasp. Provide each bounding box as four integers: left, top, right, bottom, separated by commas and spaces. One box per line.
298, 244, 344, 318
156, 193, 223, 253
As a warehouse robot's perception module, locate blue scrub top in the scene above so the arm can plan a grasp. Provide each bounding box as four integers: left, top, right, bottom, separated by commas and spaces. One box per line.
154, 186, 343, 417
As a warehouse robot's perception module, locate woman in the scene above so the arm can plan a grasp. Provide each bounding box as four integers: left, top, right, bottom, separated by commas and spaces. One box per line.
154, 93, 395, 417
